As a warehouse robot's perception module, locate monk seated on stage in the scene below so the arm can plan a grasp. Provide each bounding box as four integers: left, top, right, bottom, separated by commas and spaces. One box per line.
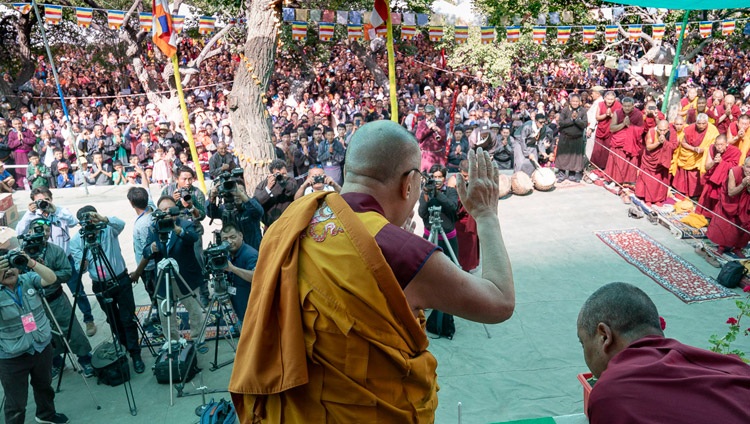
634, 120, 678, 206
696, 135, 740, 219
578, 282, 750, 424
706, 157, 750, 257
229, 121, 515, 423
670, 113, 720, 198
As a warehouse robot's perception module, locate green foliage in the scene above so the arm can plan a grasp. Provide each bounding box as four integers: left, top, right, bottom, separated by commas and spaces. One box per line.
708, 288, 750, 362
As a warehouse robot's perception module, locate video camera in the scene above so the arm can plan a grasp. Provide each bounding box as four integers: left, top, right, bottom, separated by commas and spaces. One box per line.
422, 171, 438, 197
216, 168, 244, 197
79, 212, 107, 245
152, 206, 181, 241
1, 249, 29, 270
19, 224, 47, 259
179, 188, 192, 203
204, 231, 231, 296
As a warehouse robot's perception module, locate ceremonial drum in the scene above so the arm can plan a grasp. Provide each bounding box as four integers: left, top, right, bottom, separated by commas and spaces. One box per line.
511, 172, 533, 195
532, 168, 556, 191
498, 174, 512, 198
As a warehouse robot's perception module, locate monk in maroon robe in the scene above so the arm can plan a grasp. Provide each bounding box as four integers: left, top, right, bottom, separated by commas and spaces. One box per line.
685, 97, 709, 125
696, 135, 740, 218
726, 115, 750, 163
590, 92, 621, 169
641, 101, 665, 138
670, 114, 720, 198
707, 94, 740, 135
635, 120, 678, 205
605, 98, 643, 184
416, 104, 447, 172
706, 159, 750, 256
448, 164, 479, 272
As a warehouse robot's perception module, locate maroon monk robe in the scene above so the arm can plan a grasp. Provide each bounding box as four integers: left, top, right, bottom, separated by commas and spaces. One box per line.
590, 100, 621, 169
707, 104, 741, 135
696, 144, 740, 218
642, 111, 665, 138
605, 108, 643, 184
455, 201, 479, 271
416, 118, 447, 172
672, 124, 712, 197
706, 165, 750, 250
635, 128, 678, 204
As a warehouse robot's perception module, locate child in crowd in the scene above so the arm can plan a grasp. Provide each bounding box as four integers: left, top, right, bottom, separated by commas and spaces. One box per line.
56, 162, 74, 188
151, 147, 172, 185
27, 152, 51, 189
112, 160, 126, 185
0, 162, 15, 193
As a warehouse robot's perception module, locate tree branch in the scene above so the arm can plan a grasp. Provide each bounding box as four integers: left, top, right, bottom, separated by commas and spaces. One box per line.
682, 37, 713, 61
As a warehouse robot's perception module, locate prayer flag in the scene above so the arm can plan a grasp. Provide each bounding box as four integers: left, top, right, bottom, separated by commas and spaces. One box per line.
403, 12, 415, 26
391, 13, 401, 25
605, 25, 618, 42
454, 26, 469, 44
348, 24, 363, 40
480, 26, 495, 44
370, 0, 388, 29
674, 22, 686, 36
429, 26, 443, 42
291, 21, 308, 41
11, 3, 31, 14
319, 22, 335, 41
699, 21, 712, 38
282, 8, 294, 22
139, 13, 153, 32
44, 5, 62, 25
582, 25, 596, 44
336, 11, 348, 25
107, 10, 126, 30
322, 10, 335, 23
172, 15, 185, 33
628, 24, 641, 41
76, 8, 93, 28
651, 23, 665, 40
532, 26, 546, 44
152, 0, 177, 57
557, 26, 571, 44
198, 16, 216, 34
417, 13, 428, 26
506, 25, 520, 42
722, 19, 736, 36
375, 25, 387, 37
295, 9, 308, 22
309, 9, 321, 23
349, 11, 362, 25
401, 25, 416, 40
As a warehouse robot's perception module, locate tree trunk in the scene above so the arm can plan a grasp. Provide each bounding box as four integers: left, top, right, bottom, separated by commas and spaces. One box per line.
349, 41, 390, 90
229, 0, 279, 190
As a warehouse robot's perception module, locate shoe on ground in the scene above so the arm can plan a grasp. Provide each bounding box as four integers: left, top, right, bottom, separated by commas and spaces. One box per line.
132, 356, 145, 374
85, 321, 97, 337
556, 171, 567, 183
80, 362, 94, 378
51, 365, 65, 379
35, 413, 69, 424
570, 172, 582, 183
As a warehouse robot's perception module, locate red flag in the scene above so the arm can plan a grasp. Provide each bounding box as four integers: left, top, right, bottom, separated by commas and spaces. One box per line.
370, 0, 388, 29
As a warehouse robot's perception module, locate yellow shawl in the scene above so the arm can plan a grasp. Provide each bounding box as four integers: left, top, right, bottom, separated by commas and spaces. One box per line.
670, 123, 719, 176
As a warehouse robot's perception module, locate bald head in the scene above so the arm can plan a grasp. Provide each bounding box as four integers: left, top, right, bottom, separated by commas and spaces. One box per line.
657, 119, 669, 131
344, 120, 421, 184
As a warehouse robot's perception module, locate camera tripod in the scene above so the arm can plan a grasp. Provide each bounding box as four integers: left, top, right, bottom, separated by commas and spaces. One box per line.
427, 206, 491, 339
153, 257, 205, 406
71, 236, 139, 416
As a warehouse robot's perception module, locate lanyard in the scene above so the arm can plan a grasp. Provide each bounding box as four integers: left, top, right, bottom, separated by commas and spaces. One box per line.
3, 285, 23, 308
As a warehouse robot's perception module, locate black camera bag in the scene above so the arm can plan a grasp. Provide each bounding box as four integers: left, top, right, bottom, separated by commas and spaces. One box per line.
154, 341, 200, 384
426, 310, 455, 339
717, 260, 747, 288
91, 342, 131, 386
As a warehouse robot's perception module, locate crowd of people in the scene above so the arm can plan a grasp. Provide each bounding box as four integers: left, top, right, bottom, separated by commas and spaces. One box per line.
2, 32, 750, 424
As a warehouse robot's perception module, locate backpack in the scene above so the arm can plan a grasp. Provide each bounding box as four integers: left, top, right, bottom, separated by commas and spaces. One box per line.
153, 340, 200, 384
716, 260, 747, 288
90, 342, 131, 387
426, 310, 455, 339
200, 398, 237, 424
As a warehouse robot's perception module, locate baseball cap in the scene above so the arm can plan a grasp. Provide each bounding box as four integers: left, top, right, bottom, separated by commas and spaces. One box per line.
424, 105, 436, 113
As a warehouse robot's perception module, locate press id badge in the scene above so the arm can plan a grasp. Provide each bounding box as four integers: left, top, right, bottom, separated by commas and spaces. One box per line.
21, 313, 37, 333
326, 161, 333, 167
227, 286, 237, 296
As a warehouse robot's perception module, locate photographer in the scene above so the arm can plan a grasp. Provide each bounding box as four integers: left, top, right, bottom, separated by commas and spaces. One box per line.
127, 187, 159, 322
416, 104, 447, 172
69, 206, 144, 374
253, 159, 297, 228
207, 176, 263, 251
294, 166, 341, 200
17, 187, 96, 337
418, 165, 459, 256
220, 224, 258, 327
0, 248, 69, 424
130, 196, 205, 347
21, 220, 94, 379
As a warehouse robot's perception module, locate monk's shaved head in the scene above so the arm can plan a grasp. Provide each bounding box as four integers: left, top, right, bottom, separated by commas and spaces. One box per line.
344, 121, 421, 184
657, 119, 669, 130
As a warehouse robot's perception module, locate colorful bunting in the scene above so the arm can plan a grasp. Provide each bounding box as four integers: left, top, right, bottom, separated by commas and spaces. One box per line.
557, 26, 571, 44
605, 25, 618, 42
11, 3, 31, 14
455, 26, 469, 44
674, 22, 686, 36
139, 12, 152, 32
506, 26, 520, 42
628, 24, 642, 41
429, 26, 443, 42
651, 23, 665, 40
44, 5, 63, 25
318, 22, 335, 41
75, 8, 93, 28
401, 25, 416, 40
582, 26, 596, 44
722, 19, 736, 36
699, 21, 712, 38
107, 10, 125, 30
375, 26, 387, 37
198, 16, 216, 34
172, 15, 185, 33
292, 21, 308, 41
532, 26, 546, 44
480, 26, 495, 44
347, 24, 363, 41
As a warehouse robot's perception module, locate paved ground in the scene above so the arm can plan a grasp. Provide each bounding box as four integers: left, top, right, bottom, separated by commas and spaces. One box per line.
2, 181, 748, 423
